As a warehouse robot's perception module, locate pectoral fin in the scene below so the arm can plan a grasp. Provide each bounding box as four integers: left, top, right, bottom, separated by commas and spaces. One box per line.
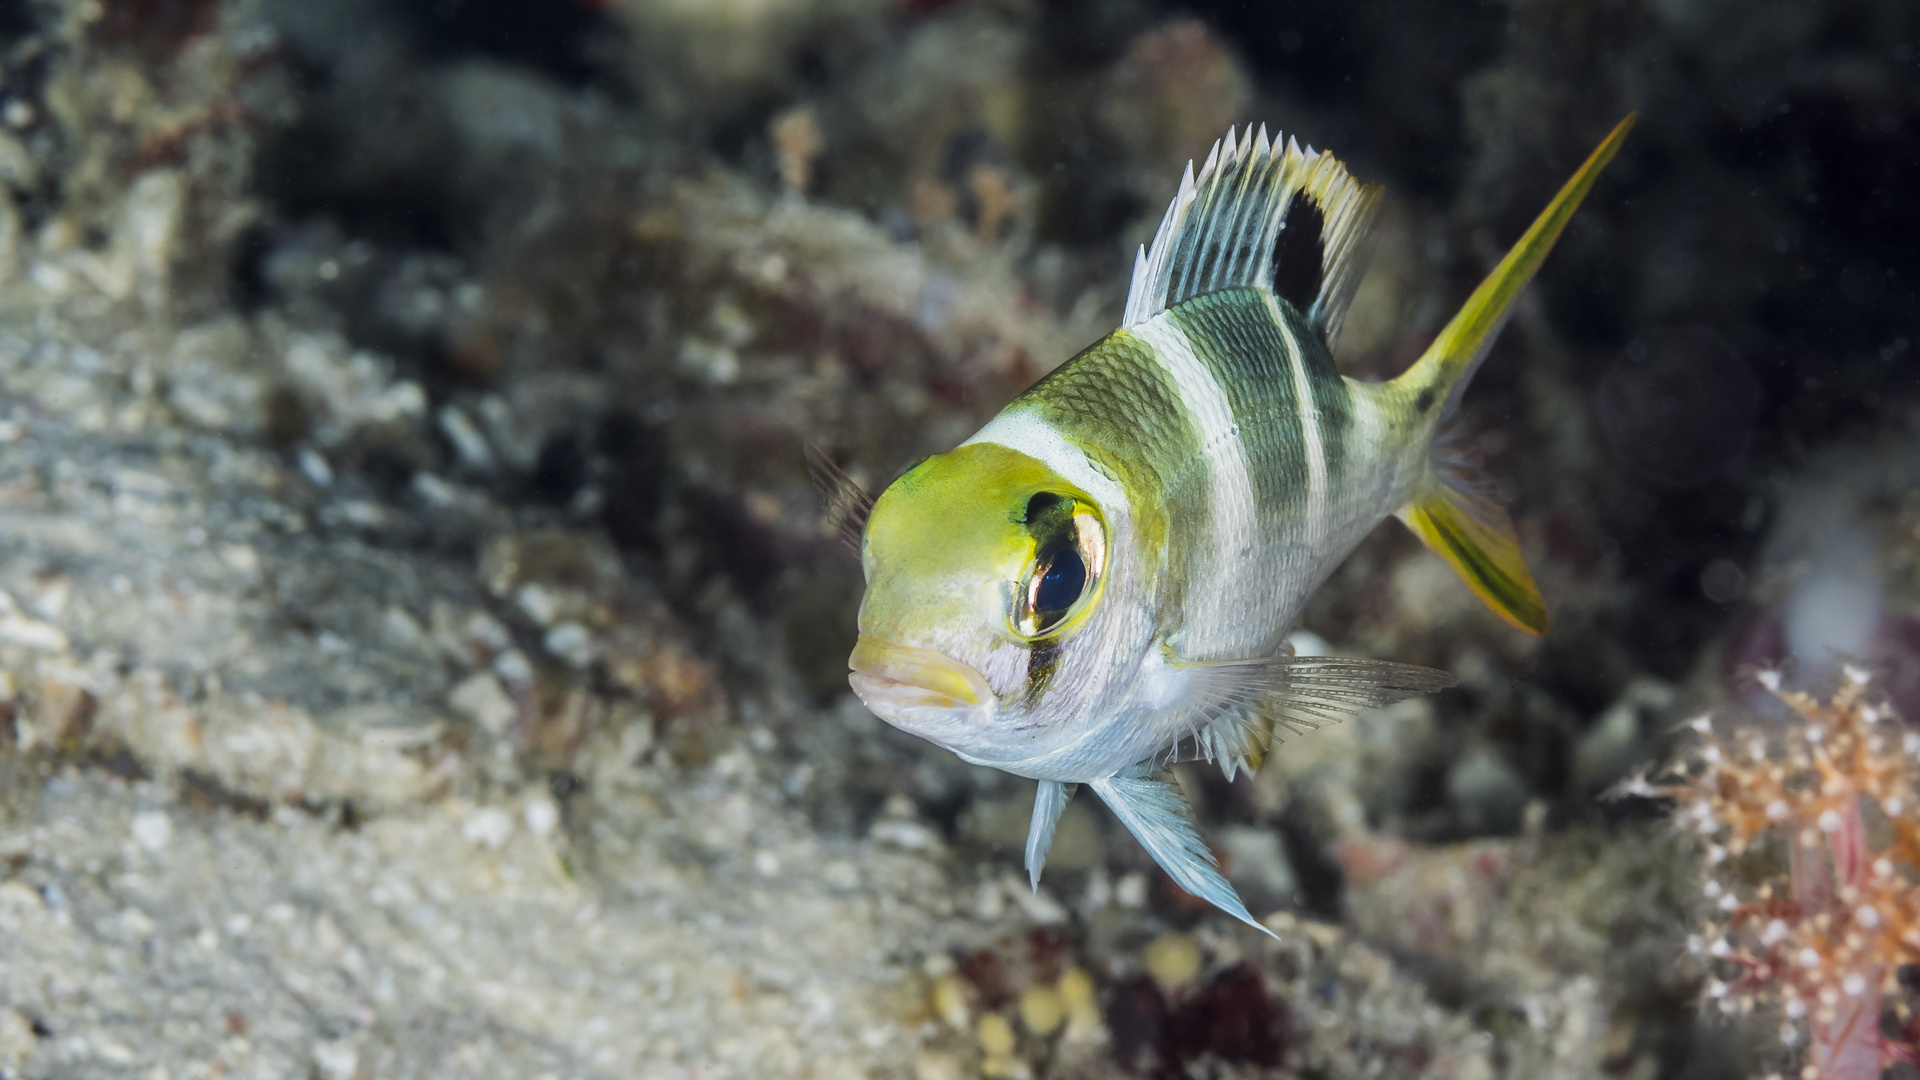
1169, 652, 1460, 778
1025, 780, 1073, 893
803, 442, 874, 556
1089, 772, 1276, 938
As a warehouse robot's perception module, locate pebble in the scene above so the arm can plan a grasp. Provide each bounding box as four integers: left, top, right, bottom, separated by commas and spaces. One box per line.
1446, 746, 1530, 834
523, 798, 559, 838
0, 1009, 33, 1067
298, 449, 333, 486
437, 405, 494, 469
973, 878, 1006, 920
462, 807, 515, 850
1145, 932, 1201, 994
1056, 967, 1094, 1009
930, 974, 969, 1031
412, 472, 459, 508
1017, 985, 1062, 1036
869, 820, 937, 851
449, 674, 517, 737
1008, 883, 1067, 925
1056, 967, 1103, 1042
516, 583, 561, 627
120, 907, 155, 937
543, 622, 595, 668
0, 613, 68, 652
493, 649, 534, 685
130, 810, 172, 854
311, 1039, 357, 1080
912, 1051, 962, 1080
977, 1011, 1015, 1058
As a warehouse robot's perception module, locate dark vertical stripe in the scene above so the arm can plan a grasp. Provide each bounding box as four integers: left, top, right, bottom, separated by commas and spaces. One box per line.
1299, 326, 1353, 490
1014, 332, 1207, 632
1164, 288, 1319, 536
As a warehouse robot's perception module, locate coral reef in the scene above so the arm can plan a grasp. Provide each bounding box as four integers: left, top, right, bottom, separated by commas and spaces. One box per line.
1645, 669, 1920, 1079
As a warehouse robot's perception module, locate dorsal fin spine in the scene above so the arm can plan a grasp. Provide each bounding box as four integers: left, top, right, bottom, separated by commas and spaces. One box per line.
1123, 124, 1382, 341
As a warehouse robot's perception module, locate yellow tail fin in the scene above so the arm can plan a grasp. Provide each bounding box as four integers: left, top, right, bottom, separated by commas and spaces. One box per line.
1391, 115, 1635, 635
1396, 113, 1636, 411
1398, 481, 1548, 635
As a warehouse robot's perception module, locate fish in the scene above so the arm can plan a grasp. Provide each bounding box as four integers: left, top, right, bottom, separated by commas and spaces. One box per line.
816, 115, 1636, 934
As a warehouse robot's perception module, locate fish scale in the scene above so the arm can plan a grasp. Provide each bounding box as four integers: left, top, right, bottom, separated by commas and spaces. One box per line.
1007, 332, 1203, 626
840, 114, 1638, 933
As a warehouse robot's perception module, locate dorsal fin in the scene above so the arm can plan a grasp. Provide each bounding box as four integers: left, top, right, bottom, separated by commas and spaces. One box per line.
1123, 125, 1381, 346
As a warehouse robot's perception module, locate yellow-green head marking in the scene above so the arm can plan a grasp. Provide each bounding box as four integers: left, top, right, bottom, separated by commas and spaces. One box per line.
851, 442, 1139, 767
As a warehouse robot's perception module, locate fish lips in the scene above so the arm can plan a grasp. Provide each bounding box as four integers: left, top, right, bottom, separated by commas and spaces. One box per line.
848, 639, 996, 737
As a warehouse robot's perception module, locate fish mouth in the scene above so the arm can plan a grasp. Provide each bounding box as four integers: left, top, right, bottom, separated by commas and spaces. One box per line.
848, 639, 994, 715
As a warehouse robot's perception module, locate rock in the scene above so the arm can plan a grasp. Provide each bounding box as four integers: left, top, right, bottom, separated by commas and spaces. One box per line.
311, 1039, 358, 1080
1017, 984, 1063, 1036
0, 773, 959, 1078
448, 673, 516, 736
1445, 745, 1530, 836
521, 797, 558, 838
1215, 825, 1297, 911
460, 806, 514, 849
21, 676, 94, 755
1098, 17, 1254, 175
0, 1011, 28, 1070
1143, 932, 1200, 995
1571, 678, 1674, 794
129, 809, 173, 854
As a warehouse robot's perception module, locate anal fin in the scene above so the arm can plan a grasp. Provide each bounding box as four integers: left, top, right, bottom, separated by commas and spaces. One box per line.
1025, 780, 1073, 893
1397, 471, 1548, 635
1089, 773, 1276, 938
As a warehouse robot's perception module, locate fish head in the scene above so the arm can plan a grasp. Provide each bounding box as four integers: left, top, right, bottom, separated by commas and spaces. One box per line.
850, 442, 1129, 763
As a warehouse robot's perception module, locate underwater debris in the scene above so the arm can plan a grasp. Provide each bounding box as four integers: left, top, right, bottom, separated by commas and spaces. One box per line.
1104, 959, 1286, 1074
769, 103, 824, 196
1646, 667, 1920, 1079
1098, 17, 1253, 176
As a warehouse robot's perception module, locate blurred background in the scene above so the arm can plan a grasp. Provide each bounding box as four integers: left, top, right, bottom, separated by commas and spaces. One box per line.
0, 0, 1914, 1077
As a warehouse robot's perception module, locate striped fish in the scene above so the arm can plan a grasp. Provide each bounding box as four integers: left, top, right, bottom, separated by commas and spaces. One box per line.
823, 116, 1635, 934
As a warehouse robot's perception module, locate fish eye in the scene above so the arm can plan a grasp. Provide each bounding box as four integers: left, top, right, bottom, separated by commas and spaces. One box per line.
1012, 498, 1105, 639
1032, 548, 1085, 616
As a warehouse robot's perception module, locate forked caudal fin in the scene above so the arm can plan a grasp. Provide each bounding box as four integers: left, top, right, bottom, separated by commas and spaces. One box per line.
1392, 114, 1636, 416
1391, 114, 1637, 636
